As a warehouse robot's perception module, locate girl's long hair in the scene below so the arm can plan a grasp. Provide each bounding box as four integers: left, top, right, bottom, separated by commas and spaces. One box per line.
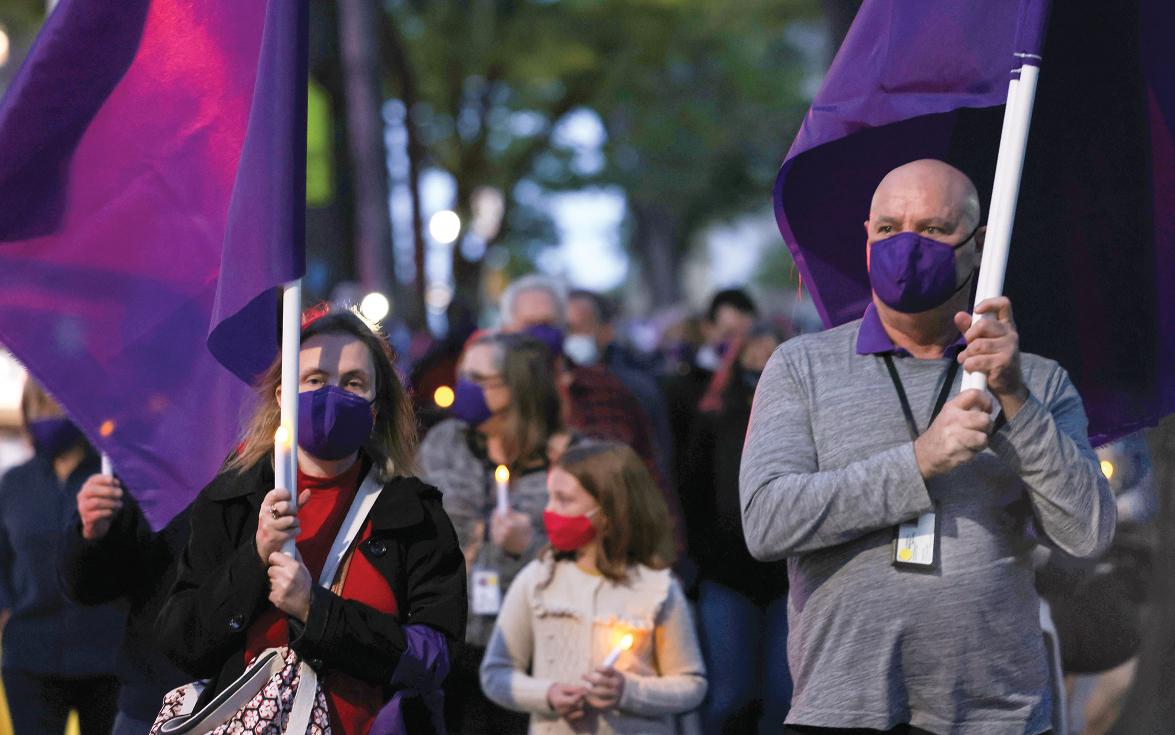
226, 307, 418, 480
466, 332, 562, 470
552, 441, 675, 583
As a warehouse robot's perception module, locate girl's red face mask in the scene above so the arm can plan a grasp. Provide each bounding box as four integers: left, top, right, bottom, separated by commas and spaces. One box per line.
543, 508, 599, 552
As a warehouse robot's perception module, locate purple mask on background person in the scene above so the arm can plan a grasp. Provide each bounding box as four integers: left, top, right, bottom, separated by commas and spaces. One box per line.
27, 417, 85, 458
523, 323, 566, 359
297, 385, 374, 461
450, 379, 492, 427
867, 227, 978, 313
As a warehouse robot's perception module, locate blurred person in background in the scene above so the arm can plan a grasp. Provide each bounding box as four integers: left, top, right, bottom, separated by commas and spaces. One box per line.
681, 322, 792, 734
480, 441, 706, 735
58, 471, 191, 735
694, 290, 758, 374
1035, 433, 1158, 735
419, 332, 571, 734
499, 275, 686, 556
655, 310, 706, 378
410, 296, 480, 434
566, 289, 673, 484
0, 380, 122, 734
663, 289, 757, 495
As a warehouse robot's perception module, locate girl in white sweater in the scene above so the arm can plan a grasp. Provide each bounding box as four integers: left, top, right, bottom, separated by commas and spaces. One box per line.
480, 441, 707, 734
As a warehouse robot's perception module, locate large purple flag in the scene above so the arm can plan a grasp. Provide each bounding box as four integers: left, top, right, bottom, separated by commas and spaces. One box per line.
0, 0, 307, 527
775, 0, 1175, 446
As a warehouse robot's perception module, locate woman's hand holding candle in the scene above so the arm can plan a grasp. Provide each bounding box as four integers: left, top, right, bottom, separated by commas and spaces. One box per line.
256, 487, 310, 565
490, 509, 534, 556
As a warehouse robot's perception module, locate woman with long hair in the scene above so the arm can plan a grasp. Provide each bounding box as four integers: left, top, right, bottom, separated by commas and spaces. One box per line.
157, 306, 466, 734
418, 331, 571, 733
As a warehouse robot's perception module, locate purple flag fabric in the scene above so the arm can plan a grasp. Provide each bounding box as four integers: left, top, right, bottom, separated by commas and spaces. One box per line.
775, 0, 1175, 446
0, 0, 307, 527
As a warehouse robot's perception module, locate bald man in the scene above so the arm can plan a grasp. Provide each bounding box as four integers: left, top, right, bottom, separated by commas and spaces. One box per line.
739, 160, 1115, 735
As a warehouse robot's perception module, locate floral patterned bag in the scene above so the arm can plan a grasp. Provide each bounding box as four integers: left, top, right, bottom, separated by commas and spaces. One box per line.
149, 647, 331, 735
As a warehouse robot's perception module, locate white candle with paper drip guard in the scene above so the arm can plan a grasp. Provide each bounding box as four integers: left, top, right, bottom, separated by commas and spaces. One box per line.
602, 633, 634, 670
494, 464, 510, 516
474, 462, 509, 618
273, 425, 297, 556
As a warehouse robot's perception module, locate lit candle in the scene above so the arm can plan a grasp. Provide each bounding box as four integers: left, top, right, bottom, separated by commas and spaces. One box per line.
495, 464, 510, 516
602, 633, 634, 669
274, 425, 296, 556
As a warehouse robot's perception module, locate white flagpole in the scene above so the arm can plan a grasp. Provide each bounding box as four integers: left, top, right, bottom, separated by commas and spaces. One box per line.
961, 59, 1042, 392
277, 280, 302, 556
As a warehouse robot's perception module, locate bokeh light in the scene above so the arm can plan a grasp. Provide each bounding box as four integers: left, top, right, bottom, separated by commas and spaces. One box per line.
428, 210, 462, 244
359, 292, 390, 323
433, 385, 455, 408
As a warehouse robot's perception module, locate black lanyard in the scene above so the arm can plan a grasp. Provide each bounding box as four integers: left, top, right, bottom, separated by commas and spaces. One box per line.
881, 354, 960, 441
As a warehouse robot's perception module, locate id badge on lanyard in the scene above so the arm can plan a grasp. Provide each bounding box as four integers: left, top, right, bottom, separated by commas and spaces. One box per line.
882, 354, 958, 569
471, 568, 501, 615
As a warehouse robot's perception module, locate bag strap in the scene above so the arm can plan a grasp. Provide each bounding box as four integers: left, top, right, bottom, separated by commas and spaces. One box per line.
316, 465, 383, 587
284, 465, 383, 735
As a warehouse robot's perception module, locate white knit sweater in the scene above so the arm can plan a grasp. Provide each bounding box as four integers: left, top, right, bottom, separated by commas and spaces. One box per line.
480, 557, 707, 734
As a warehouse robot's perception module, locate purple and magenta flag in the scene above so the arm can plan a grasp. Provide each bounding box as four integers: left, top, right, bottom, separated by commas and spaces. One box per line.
775, 0, 1175, 446
0, 0, 307, 527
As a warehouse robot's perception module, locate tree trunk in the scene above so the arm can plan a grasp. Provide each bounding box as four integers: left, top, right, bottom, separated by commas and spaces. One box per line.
1112, 416, 1175, 733
380, 14, 426, 328
630, 201, 682, 308
337, 0, 394, 303
451, 183, 480, 307
304, 1, 355, 301
403, 109, 427, 327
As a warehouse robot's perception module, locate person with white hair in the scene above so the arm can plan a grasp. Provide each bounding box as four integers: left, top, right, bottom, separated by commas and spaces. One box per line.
498, 274, 687, 556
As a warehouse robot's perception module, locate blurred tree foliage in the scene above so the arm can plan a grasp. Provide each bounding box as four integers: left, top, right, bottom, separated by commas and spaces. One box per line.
0, 0, 53, 91
383, 0, 821, 306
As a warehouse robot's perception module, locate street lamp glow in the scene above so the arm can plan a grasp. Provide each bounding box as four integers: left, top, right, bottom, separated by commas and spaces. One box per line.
429, 210, 462, 244
359, 292, 390, 323
433, 385, 455, 408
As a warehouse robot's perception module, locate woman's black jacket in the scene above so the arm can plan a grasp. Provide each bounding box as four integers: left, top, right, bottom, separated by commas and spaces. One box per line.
155, 455, 467, 706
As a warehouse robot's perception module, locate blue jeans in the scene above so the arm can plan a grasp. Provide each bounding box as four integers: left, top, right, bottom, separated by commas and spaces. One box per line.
696, 580, 792, 735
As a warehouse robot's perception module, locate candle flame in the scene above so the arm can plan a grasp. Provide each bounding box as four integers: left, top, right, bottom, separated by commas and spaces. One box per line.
274, 424, 291, 449
1100, 459, 1114, 480
495, 464, 510, 484
619, 633, 634, 651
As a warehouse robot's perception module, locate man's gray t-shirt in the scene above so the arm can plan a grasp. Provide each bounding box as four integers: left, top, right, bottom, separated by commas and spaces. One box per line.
739, 318, 1115, 735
